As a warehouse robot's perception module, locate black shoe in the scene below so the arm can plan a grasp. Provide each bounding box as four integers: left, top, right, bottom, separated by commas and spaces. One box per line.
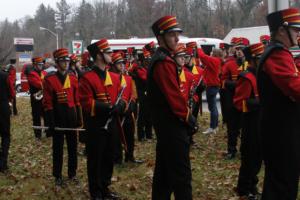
114, 160, 122, 165
0, 166, 8, 173
224, 152, 236, 160
91, 197, 104, 200
103, 188, 120, 200
138, 138, 146, 142
46, 131, 52, 138
55, 177, 63, 186
126, 158, 144, 164
247, 193, 259, 200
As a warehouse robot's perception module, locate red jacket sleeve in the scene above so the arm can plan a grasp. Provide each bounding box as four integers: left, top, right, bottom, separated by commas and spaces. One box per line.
264, 49, 300, 101
42, 77, 54, 111
153, 60, 190, 122
233, 78, 252, 112
121, 75, 131, 103
27, 72, 43, 89
72, 76, 80, 106
197, 48, 221, 72
136, 67, 147, 81
78, 76, 94, 114
8, 67, 16, 83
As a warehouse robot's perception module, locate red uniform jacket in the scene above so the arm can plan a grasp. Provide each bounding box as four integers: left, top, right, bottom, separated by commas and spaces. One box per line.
136, 67, 147, 82
233, 71, 258, 112
220, 56, 239, 88
79, 67, 126, 117
197, 48, 221, 87
27, 70, 47, 91
264, 48, 300, 101
190, 65, 204, 86
43, 72, 80, 111
7, 66, 16, 100
8, 65, 16, 85
122, 74, 136, 101
126, 61, 138, 74
179, 68, 194, 104
294, 56, 300, 72
153, 56, 190, 123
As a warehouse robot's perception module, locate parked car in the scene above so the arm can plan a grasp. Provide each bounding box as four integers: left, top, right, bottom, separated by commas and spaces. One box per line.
15, 72, 21, 93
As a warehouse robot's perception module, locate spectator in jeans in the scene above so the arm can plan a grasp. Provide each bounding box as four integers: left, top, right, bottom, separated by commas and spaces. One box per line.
197, 48, 222, 134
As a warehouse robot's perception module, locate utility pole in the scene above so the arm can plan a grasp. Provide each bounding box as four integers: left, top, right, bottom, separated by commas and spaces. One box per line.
54, 12, 63, 48
40, 27, 59, 49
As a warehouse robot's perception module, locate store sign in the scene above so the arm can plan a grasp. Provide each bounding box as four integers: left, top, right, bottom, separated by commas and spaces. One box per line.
72, 40, 83, 55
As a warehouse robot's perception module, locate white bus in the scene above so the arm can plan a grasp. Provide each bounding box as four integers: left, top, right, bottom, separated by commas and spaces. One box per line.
91, 36, 223, 55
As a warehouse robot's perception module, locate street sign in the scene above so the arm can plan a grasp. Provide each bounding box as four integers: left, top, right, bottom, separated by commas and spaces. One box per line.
14, 38, 34, 45
72, 40, 83, 55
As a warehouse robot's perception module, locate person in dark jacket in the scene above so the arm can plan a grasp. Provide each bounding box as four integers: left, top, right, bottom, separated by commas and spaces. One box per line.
257, 8, 300, 200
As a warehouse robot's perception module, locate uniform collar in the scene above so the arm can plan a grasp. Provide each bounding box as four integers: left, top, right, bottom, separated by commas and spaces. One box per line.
158, 47, 172, 57
92, 65, 106, 80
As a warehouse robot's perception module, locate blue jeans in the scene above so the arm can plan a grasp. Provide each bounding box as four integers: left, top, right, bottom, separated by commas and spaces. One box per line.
206, 86, 219, 129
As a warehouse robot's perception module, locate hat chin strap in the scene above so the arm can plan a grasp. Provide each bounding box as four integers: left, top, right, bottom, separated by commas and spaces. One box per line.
162, 34, 173, 53
284, 26, 296, 47
100, 53, 109, 65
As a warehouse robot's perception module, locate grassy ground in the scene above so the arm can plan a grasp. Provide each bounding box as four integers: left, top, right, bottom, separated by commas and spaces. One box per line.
0, 97, 298, 200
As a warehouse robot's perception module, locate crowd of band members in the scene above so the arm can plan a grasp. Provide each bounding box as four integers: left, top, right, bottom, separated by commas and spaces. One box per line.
0, 7, 300, 200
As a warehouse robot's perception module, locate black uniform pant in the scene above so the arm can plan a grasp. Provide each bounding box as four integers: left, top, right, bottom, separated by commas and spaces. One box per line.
12, 96, 17, 115
137, 98, 153, 140
52, 131, 77, 179
0, 104, 10, 170
261, 131, 299, 200
87, 121, 116, 198
124, 114, 135, 160
226, 107, 241, 154
30, 97, 43, 139
152, 122, 192, 200
237, 111, 262, 196
219, 88, 230, 124
192, 100, 200, 119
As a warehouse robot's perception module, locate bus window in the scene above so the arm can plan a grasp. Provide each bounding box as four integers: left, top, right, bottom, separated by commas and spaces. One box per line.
200, 45, 215, 55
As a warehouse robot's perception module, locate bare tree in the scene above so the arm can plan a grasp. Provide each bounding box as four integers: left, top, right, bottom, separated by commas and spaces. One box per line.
56, 0, 71, 47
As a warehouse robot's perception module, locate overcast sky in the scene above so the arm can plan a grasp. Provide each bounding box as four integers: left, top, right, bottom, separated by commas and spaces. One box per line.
0, 0, 83, 22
